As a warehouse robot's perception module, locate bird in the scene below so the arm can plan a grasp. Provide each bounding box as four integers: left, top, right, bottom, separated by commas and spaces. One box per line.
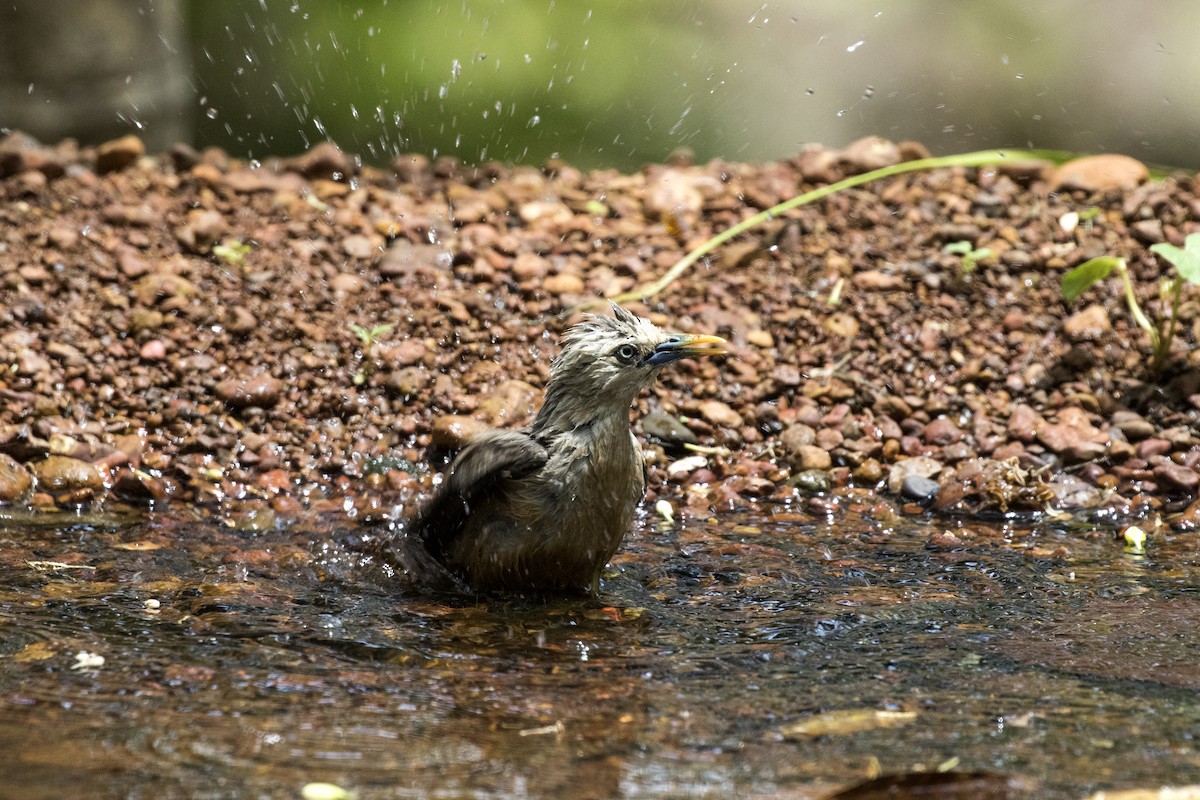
368, 305, 727, 594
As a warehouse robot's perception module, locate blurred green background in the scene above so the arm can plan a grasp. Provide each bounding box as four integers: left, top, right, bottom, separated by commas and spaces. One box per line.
3, 1, 1198, 170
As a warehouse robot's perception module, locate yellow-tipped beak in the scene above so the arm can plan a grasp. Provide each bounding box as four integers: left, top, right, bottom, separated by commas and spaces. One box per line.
646, 333, 728, 366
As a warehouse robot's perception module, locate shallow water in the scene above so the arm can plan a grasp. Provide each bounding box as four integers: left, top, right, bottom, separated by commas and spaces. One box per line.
2, 504, 1199, 799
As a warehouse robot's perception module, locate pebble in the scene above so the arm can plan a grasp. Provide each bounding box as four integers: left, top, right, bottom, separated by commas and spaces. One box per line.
95, 134, 145, 173
0, 453, 33, 503
699, 400, 742, 428
667, 455, 709, 479
642, 411, 699, 448
795, 445, 832, 471
887, 456, 944, 494
923, 417, 964, 446
1051, 154, 1148, 193
900, 474, 940, 504
29, 456, 105, 503
1063, 304, 1112, 342
1153, 463, 1200, 493
111, 468, 171, 504
430, 415, 491, 450
215, 376, 285, 409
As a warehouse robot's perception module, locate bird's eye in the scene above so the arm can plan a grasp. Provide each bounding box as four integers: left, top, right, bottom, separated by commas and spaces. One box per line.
614, 343, 639, 363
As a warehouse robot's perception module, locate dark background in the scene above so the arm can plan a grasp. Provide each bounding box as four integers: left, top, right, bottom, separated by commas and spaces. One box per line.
3, 1, 1197, 170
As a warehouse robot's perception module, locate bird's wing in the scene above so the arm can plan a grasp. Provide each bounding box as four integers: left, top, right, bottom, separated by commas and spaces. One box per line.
411, 429, 549, 559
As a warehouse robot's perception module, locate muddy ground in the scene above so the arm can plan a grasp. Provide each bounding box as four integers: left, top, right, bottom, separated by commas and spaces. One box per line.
1, 132, 1198, 532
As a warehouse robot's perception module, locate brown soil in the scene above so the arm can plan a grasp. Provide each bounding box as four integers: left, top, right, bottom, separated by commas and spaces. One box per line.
1, 132, 1198, 527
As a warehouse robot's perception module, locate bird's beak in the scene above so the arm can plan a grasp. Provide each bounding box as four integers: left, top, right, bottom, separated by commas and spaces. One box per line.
645, 333, 728, 366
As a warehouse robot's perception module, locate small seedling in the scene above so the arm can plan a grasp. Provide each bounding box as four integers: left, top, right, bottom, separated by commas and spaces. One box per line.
212, 239, 252, 265
1061, 232, 1200, 372
349, 322, 394, 385
943, 240, 994, 275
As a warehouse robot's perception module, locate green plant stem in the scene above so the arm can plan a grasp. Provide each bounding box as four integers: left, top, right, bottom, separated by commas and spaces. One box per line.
587, 148, 1040, 311
1154, 276, 1184, 372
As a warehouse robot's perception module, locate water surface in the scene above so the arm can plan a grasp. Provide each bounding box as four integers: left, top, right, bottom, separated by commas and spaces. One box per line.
2, 505, 1198, 798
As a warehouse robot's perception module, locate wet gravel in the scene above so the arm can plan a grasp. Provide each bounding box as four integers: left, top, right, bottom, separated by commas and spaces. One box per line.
1, 132, 1198, 529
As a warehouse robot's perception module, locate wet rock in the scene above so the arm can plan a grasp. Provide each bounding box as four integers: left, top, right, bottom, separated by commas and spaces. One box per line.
794, 445, 832, 471
779, 422, 815, 452
900, 474, 940, 504
176, 209, 227, 253
1038, 407, 1106, 455
838, 135, 901, 173
1136, 438, 1172, 460
0, 453, 33, 503
1052, 154, 1148, 193
430, 415, 490, 450
667, 454, 709, 479
476, 380, 539, 426
698, 400, 742, 428
1111, 410, 1155, 441
384, 367, 429, 399
111, 468, 172, 504
378, 240, 452, 279
29, 456, 105, 503
791, 469, 831, 493
215, 376, 285, 409
1153, 462, 1200, 493
95, 134, 145, 173
643, 411, 699, 448
1046, 475, 1102, 508
923, 417, 964, 446
887, 456, 944, 494
1173, 498, 1200, 531
289, 141, 356, 180
1007, 405, 1043, 443
139, 340, 167, 361
543, 272, 585, 295
1063, 304, 1112, 342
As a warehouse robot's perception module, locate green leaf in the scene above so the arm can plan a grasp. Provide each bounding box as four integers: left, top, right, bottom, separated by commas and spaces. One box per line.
943, 241, 972, 255
1061, 256, 1123, 303
1151, 232, 1200, 284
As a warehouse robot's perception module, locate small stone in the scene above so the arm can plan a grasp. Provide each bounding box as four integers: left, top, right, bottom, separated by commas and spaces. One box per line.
887, 456, 944, 494
1154, 462, 1200, 493
29, 456, 105, 502
1063, 304, 1112, 342
667, 455, 709, 479
792, 469, 832, 494
476, 380, 539, 426
838, 136, 901, 173
699, 400, 742, 428
780, 423, 816, 453
0, 453, 33, 503
430, 415, 491, 450
1052, 154, 1148, 193
1007, 405, 1043, 443
111, 468, 171, 504
923, 417, 964, 446
851, 270, 906, 291
215, 375, 285, 409
795, 444, 832, 471
95, 134, 145, 173
1111, 410, 1155, 441
342, 235, 377, 260
901, 474, 940, 504
642, 412, 699, 448
746, 329, 774, 348
543, 273, 585, 295
139, 339, 167, 361
290, 141, 356, 180
329, 273, 364, 293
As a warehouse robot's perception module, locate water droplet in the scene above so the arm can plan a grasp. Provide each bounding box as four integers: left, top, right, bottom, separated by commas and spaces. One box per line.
846, 40, 864, 52
206, 107, 219, 120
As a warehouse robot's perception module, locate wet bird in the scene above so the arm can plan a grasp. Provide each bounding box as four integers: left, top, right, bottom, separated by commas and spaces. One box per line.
374, 305, 727, 594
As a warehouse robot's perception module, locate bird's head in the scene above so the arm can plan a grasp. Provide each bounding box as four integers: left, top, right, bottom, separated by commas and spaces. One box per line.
543, 305, 727, 415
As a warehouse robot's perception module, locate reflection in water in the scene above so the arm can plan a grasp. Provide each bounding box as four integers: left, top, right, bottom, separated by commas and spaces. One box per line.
1, 506, 1199, 798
